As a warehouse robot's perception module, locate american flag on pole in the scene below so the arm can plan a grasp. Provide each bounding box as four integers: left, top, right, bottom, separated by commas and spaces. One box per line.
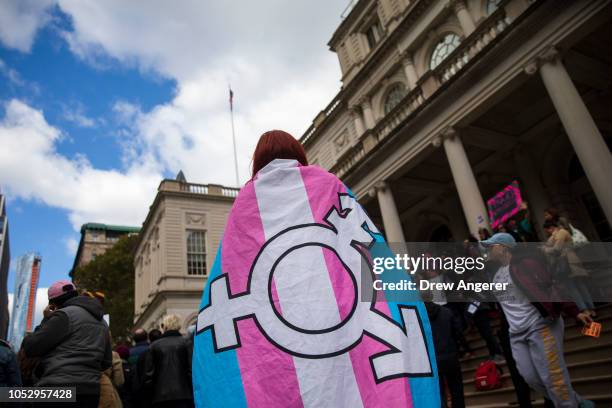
229, 87, 234, 111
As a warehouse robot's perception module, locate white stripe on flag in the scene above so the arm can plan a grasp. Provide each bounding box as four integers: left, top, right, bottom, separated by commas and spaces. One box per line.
254, 161, 363, 408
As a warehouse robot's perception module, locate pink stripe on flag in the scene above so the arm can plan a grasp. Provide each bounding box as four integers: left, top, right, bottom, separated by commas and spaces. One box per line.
222, 181, 303, 408
299, 166, 413, 408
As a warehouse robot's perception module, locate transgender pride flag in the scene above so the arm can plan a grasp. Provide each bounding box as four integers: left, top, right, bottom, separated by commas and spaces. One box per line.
193, 159, 439, 407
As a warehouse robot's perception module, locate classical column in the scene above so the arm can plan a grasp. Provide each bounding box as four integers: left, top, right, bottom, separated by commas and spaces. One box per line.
513, 146, 552, 240
452, 0, 476, 36
535, 48, 612, 225
351, 107, 366, 138
376, 182, 406, 242
401, 53, 419, 90
437, 128, 490, 236
362, 98, 376, 130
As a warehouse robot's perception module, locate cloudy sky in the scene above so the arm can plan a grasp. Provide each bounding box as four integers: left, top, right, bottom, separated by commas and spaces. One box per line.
0, 0, 346, 295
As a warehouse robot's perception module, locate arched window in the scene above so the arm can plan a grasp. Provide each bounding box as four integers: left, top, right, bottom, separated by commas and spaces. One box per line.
486, 0, 502, 15
383, 83, 407, 114
429, 33, 461, 70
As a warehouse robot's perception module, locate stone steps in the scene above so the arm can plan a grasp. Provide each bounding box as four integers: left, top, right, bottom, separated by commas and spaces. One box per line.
461, 304, 612, 355
462, 303, 612, 407
463, 357, 612, 394
464, 374, 612, 406
468, 393, 612, 408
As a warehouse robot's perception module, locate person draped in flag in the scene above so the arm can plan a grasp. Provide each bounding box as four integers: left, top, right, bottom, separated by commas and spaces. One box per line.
192, 130, 439, 407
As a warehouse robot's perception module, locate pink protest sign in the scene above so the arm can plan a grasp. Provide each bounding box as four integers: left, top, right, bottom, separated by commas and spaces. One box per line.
487, 180, 523, 229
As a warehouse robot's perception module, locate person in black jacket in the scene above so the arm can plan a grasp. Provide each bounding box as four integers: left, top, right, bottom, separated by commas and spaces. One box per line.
425, 300, 465, 408
143, 314, 193, 408
22, 280, 112, 408
0, 338, 21, 386
131, 329, 162, 408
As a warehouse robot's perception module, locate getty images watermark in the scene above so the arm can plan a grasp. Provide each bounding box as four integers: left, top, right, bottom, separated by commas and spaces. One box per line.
360, 242, 612, 304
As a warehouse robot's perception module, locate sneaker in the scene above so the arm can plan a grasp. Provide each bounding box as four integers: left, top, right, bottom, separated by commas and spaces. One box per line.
492, 354, 506, 365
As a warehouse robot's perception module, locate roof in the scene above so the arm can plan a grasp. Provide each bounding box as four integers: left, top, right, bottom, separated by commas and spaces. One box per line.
80, 223, 141, 234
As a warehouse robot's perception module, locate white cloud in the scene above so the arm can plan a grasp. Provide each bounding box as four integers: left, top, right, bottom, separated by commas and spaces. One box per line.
1, 1, 347, 226
0, 99, 160, 230
61, 101, 97, 128
64, 237, 79, 256
0, 58, 40, 95
0, 0, 55, 52
51, 0, 346, 186
0, 58, 25, 86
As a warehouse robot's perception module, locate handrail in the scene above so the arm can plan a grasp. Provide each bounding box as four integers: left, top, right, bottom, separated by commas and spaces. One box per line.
160, 180, 240, 197
300, 93, 344, 146
432, 7, 509, 84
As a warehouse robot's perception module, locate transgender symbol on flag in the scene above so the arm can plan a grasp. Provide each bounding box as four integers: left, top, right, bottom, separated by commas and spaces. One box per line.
197, 193, 432, 383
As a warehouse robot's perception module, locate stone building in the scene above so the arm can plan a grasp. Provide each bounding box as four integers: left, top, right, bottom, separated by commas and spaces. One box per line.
0, 193, 10, 339
70, 223, 140, 277
133, 175, 238, 332
301, 0, 612, 243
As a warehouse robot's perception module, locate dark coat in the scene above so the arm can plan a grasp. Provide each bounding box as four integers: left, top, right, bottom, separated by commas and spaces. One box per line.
143, 330, 193, 404
128, 341, 149, 366
22, 296, 112, 395
0, 339, 21, 386
425, 302, 462, 362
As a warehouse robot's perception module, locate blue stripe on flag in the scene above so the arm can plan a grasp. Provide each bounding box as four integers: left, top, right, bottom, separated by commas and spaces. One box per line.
193, 243, 248, 408
345, 185, 440, 407
370, 232, 440, 408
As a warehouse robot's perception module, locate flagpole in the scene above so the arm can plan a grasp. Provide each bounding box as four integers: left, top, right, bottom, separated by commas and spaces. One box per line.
229, 86, 240, 187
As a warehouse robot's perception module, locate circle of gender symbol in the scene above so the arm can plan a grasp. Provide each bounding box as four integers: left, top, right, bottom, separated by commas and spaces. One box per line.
197, 194, 433, 382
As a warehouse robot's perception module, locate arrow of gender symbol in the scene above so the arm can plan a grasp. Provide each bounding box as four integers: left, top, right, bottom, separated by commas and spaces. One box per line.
197, 194, 433, 382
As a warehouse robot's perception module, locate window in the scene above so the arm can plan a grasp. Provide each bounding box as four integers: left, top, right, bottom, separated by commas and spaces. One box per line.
186, 230, 207, 275
429, 33, 461, 70
383, 83, 407, 115
365, 20, 382, 50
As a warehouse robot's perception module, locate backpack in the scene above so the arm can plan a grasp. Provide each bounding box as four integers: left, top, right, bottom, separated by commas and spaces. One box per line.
474, 360, 503, 391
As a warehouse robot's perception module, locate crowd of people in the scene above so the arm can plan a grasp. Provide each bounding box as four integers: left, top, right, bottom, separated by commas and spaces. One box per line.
0, 218, 601, 408
0, 280, 195, 407
422, 206, 598, 408
0, 131, 603, 408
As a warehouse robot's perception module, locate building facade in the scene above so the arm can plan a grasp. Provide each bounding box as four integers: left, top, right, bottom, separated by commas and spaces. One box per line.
134, 176, 238, 332
7, 253, 41, 351
70, 223, 140, 277
301, 0, 612, 243
0, 193, 10, 340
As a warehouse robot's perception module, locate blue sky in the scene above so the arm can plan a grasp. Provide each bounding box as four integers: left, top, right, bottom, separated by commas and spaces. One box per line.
2, 9, 175, 289
0, 1, 345, 304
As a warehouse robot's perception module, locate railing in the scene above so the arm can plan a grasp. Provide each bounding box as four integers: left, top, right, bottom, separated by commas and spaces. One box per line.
433, 7, 510, 84
221, 187, 240, 198
374, 86, 425, 142
300, 94, 344, 146
161, 180, 240, 198
305, 0, 527, 179
332, 143, 367, 179
182, 183, 208, 194
341, 0, 360, 20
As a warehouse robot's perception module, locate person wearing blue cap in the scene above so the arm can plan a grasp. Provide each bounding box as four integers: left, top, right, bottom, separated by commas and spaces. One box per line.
482, 233, 594, 408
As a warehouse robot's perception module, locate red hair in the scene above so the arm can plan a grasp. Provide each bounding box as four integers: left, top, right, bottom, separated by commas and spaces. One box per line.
251, 130, 308, 177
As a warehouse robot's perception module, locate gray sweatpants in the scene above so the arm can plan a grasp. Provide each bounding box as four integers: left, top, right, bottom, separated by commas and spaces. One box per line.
510, 318, 583, 408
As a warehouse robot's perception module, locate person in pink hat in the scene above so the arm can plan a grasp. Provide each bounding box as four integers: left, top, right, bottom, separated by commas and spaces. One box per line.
22, 279, 112, 407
